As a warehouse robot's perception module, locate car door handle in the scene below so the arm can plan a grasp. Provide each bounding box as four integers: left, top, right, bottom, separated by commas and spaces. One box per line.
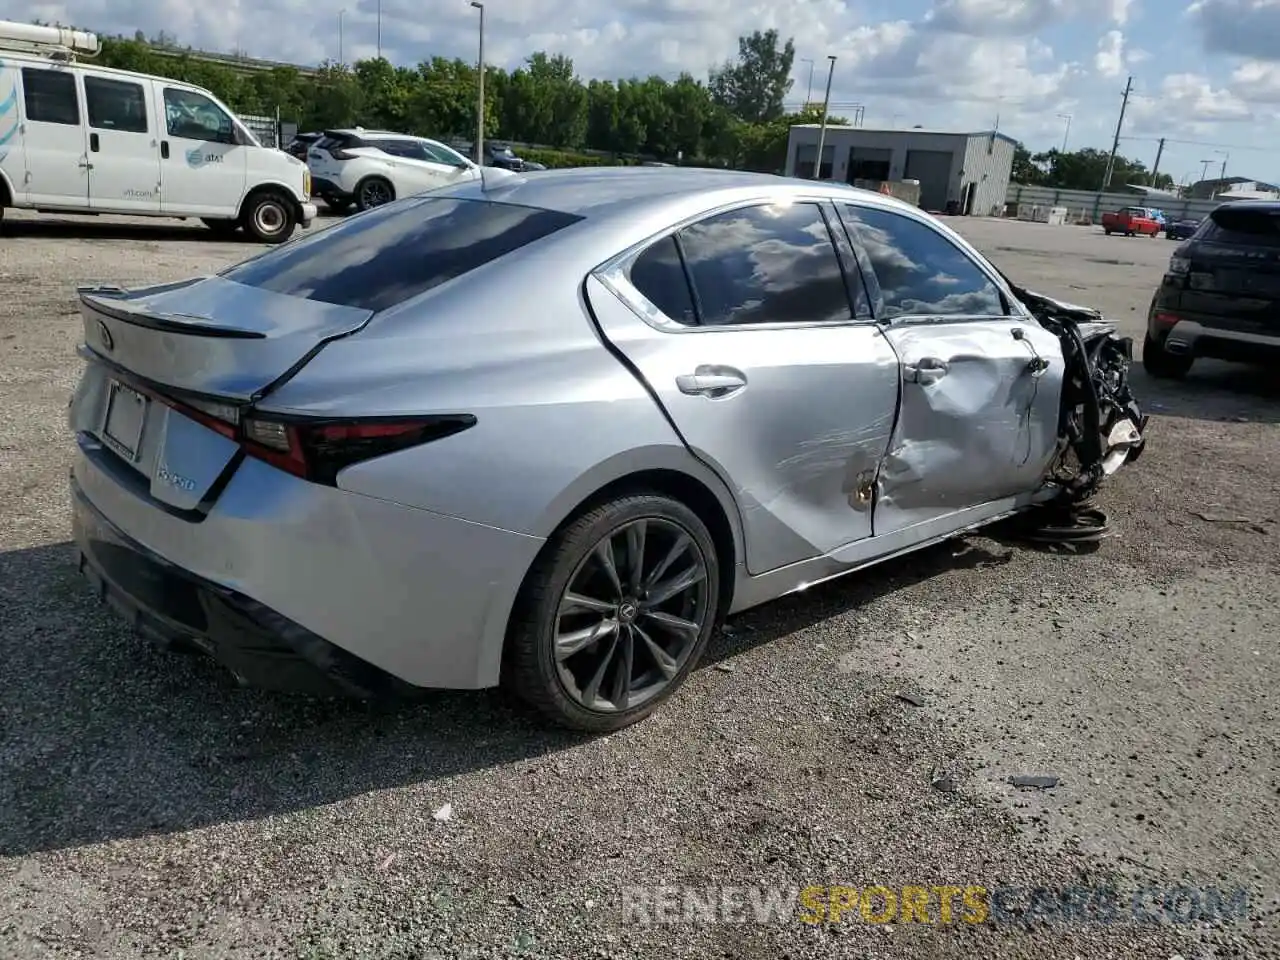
89, 132, 99, 152
676, 367, 747, 398
161, 140, 170, 159
905, 357, 950, 385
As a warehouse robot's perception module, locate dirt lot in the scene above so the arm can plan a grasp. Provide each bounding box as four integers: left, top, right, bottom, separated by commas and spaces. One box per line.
1, 209, 1277, 959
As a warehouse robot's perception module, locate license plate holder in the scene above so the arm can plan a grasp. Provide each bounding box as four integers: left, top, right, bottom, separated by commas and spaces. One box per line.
102, 380, 148, 462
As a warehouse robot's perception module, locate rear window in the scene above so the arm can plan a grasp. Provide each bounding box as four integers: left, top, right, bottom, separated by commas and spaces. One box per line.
1200, 207, 1280, 247
221, 197, 583, 312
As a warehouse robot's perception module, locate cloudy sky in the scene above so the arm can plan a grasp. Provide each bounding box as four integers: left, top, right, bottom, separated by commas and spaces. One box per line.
7, 0, 1280, 184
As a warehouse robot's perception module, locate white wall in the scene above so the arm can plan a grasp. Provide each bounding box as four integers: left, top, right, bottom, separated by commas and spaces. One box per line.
1003, 184, 1227, 222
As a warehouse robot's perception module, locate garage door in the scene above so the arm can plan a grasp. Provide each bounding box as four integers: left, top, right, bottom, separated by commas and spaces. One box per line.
904, 149, 954, 211
848, 147, 891, 182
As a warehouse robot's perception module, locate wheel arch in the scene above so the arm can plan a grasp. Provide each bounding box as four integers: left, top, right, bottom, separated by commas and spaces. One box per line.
238, 180, 305, 222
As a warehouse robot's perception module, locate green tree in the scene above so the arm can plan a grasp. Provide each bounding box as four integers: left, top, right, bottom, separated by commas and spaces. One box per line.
708, 29, 796, 123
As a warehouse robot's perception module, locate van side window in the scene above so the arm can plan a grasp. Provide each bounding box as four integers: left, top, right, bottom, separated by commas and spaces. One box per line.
21, 68, 79, 125
163, 88, 235, 144
84, 77, 149, 134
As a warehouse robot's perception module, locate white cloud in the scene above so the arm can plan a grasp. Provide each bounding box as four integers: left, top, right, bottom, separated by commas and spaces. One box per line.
1128, 72, 1253, 134
1230, 59, 1280, 102
1094, 30, 1125, 76
1187, 0, 1280, 61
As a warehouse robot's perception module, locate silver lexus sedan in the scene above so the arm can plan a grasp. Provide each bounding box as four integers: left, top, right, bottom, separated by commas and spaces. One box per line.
69, 167, 1147, 731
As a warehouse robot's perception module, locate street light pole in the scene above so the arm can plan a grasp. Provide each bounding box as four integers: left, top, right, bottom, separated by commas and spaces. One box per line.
812, 55, 837, 180
376, 0, 382, 58
471, 1, 485, 165
800, 58, 814, 107
337, 8, 345, 64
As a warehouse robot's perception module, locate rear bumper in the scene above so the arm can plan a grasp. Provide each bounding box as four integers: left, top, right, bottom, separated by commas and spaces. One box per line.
70, 442, 544, 692
299, 201, 317, 227
1157, 318, 1280, 364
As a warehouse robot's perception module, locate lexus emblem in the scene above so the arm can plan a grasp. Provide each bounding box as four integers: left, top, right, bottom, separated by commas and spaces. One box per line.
97, 319, 113, 352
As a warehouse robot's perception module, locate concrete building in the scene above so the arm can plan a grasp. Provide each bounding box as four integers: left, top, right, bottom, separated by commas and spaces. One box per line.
785, 124, 1017, 216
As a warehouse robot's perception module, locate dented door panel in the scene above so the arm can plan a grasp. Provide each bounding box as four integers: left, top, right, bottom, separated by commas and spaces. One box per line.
874, 318, 1065, 535
585, 274, 899, 576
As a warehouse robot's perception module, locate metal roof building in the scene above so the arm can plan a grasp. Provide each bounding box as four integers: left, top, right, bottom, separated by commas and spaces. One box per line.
785, 124, 1017, 217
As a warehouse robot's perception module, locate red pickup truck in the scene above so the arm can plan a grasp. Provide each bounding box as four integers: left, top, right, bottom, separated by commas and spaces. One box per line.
1101, 206, 1161, 237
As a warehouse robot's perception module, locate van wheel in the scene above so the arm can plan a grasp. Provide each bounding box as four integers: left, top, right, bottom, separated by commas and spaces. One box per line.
201, 217, 240, 237
241, 191, 297, 244
503, 493, 720, 732
1142, 334, 1193, 379
356, 176, 395, 211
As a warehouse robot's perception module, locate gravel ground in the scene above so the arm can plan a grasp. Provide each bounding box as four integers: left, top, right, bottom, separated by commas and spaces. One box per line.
1, 209, 1277, 959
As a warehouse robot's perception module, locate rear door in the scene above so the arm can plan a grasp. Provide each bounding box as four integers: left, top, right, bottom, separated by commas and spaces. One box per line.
1178, 206, 1280, 334
83, 73, 161, 213
156, 84, 246, 217
588, 199, 901, 576
15, 64, 89, 207
833, 201, 1065, 535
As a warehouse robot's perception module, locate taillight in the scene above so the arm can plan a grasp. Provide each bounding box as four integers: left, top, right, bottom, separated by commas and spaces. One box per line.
1168, 255, 1190, 276
238, 415, 476, 485
1152, 312, 1180, 328
328, 147, 356, 160
122, 381, 474, 486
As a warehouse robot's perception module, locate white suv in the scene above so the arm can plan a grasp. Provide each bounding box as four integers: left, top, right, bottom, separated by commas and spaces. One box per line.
307, 130, 481, 212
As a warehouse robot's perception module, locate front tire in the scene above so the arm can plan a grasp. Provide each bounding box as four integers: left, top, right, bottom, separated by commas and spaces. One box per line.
355, 176, 395, 211
241, 191, 297, 244
1142, 333, 1194, 379
503, 493, 721, 732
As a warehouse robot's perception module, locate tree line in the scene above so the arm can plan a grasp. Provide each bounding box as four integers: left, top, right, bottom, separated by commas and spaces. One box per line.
86, 24, 1167, 186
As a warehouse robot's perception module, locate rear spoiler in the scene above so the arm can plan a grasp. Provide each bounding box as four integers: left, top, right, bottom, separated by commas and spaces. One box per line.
79, 286, 265, 340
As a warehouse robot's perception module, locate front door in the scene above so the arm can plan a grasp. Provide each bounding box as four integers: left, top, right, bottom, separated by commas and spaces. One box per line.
588, 200, 900, 575
833, 202, 1065, 536
156, 84, 246, 218
83, 74, 161, 213
15, 64, 89, 207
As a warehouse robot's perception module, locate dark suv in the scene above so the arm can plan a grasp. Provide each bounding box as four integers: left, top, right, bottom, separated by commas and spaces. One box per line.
1144, 200, 1280, 378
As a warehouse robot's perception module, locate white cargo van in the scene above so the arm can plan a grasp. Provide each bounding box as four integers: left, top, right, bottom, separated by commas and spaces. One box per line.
0, 21, 316, 243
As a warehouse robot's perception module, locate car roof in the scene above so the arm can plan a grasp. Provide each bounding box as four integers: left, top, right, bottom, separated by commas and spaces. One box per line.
1213, 199, 1280, 213
434, 166, 916, 221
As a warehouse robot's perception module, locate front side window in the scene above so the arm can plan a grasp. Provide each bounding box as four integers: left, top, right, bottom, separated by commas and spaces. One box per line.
84, 77, 148, 133
422, 142, 469, 167
163, 88, 234, 143
221, 197, 583, 313
675, 202, 854, 327
836, 205, 1006, 319
21, 68, 79, 125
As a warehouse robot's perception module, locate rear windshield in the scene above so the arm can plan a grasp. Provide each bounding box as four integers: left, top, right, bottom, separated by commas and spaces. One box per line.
1201, 207, 1280, 247
221, 197, 583, 312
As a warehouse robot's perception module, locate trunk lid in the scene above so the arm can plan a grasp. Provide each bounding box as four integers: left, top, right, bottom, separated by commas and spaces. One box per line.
79, 275, 374, 401
1181, 205, 1280, 331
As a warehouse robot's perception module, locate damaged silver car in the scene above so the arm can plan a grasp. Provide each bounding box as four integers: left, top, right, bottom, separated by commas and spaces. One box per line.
69, 168, 1146, 732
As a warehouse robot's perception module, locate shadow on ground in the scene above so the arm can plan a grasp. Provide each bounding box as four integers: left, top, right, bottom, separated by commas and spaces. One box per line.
0, 535, 1011, 857
1129, 361, 1280, 425
0, 218, 256, 245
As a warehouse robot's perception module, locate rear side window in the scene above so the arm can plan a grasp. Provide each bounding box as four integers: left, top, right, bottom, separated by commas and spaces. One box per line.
21, 68, 79, 125
629, 236, 698, 326
1200, 207, 1280, 248
85, 77, 148, 133
221, 197, 583, 312
676, 202, 853, 326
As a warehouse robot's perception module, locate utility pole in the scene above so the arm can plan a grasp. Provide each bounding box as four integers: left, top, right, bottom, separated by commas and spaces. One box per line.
337, 8, 345, 65
800, 58, 814, 107
471, 1, 485, 165
812, 55, 837, 180
1150, 137, 1165, 186
1057, 113, 1072, 153
376, 0, 382, 58
1101, 75, 1133, 191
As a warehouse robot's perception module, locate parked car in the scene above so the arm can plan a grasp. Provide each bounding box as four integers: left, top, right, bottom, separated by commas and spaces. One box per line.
1144, 200, 1280, 378
0, 19, 314, 242
1164, 217, 1201, 241
68, 169, 1146, 731
286, 131, 322, 161
1101, 206, 1161, 236
307, 129, 480, 212
484, 142, 528, 171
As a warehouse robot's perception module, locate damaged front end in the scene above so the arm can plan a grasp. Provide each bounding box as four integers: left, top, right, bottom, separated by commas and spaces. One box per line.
1010, 283, 1149, 505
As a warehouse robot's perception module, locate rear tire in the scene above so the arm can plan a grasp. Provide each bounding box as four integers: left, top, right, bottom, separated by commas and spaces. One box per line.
503, 493, 720, 732
241, 190, 297, 244
1142, 333, 1193, 379
355, 176, 395, 212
